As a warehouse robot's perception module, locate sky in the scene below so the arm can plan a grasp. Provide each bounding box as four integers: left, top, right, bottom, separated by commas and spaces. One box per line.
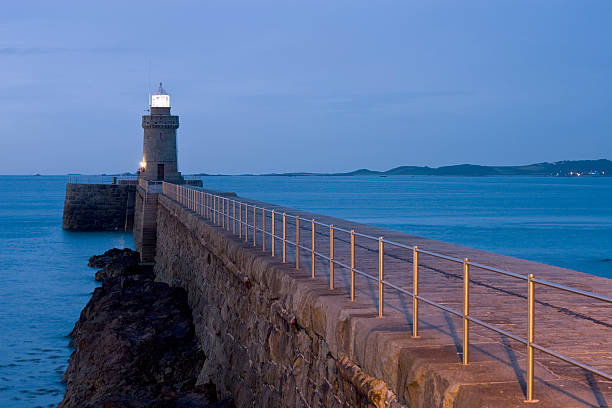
1, 0, 611, 175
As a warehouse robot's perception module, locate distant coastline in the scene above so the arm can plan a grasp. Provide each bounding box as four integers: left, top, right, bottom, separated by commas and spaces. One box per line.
192, 159, 612, 177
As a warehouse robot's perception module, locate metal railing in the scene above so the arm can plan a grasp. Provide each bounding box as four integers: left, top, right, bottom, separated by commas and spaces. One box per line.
138, 178, 162, 193
162, 182, 612, 402
67, 174, 138, 184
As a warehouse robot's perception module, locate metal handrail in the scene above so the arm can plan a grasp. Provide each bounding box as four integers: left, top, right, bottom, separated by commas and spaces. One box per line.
161, 182, 612, 400
67, 174, 138, 184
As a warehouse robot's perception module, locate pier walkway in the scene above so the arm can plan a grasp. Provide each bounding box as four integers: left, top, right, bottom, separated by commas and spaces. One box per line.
167, 183, 611, 407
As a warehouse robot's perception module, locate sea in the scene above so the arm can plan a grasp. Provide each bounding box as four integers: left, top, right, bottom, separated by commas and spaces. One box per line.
0, 175, 610, 407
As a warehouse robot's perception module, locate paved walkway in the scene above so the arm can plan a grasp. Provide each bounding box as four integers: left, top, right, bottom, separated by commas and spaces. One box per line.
189, 187, 612, 407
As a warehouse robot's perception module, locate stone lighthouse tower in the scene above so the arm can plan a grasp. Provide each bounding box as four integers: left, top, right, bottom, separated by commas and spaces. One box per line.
140, 83, 183, 183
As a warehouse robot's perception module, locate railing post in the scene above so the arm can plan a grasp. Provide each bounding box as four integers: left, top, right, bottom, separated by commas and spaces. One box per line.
282, 213, 286, 263
233, 200, 236, 234
253, 205, 256, 246
271, 210, 275, 256
351, 230, 355, 301
412, 246, 419, 338
378, 237, 384, 317
330, 225, 334, 290
239, 202, 242, 238
463, 258, 470, 365
262, 208, 266, 251
311, 219, 315, 279
296, 216, 300, 270
245, 204, 249, 242
527, 274, 536, 402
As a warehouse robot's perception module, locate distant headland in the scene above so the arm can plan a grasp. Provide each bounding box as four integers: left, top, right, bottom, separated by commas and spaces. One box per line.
193, 159, 611, 177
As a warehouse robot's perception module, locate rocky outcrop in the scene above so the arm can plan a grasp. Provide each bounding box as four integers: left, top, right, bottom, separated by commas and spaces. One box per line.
59, 250, 232, 408
88, 248, 146, 282
88, 248, 139, 268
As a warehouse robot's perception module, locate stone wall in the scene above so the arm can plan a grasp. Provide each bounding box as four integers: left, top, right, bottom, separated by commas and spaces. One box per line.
62, 184, 136, 231
133, 187, 159, 263
154, 195, 404, 408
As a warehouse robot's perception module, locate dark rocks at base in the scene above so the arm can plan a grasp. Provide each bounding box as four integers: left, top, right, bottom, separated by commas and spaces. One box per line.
89, 248, 139, 268
59, 254, 233, 408
88, 248, 148, 282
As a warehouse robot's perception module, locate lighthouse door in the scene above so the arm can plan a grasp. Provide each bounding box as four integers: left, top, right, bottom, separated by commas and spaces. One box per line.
157, 164, 165, 181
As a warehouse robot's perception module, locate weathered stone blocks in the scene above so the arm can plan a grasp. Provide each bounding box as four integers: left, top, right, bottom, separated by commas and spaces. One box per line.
62, 184, 135, 231
154, 195, 404, 408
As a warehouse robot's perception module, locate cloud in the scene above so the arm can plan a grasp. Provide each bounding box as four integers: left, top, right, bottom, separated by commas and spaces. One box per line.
0, 46, 135, 55
230, 90, 474, 114
0, 46, 68, 55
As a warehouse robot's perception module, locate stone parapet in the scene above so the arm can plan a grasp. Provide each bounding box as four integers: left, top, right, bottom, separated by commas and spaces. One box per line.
153, 192, 612, 408
155, 194, 402, 407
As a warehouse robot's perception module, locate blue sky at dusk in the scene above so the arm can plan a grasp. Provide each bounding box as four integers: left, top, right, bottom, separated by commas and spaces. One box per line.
1, 0, 611, 174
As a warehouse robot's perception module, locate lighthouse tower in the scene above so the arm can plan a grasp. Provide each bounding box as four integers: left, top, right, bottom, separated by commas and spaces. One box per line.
140, 83, 183, 183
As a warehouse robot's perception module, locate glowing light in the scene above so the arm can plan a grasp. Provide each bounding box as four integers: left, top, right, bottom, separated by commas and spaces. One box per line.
140, 161, 146, 169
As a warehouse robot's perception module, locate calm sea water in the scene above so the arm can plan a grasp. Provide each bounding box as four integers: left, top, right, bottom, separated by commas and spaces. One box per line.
0, 175, 610, 407
0, 176, 133, 408
202, 175, 612, 278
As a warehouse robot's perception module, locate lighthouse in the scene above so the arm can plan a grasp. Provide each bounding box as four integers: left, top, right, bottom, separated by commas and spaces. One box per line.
140, 83, 183, 183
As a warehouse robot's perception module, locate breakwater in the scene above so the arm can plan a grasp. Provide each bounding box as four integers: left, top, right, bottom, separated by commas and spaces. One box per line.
62, 183, 136, 231
61, 179, 612, 407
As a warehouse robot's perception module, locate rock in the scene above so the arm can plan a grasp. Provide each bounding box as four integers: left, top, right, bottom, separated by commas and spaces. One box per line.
89, 248, 149, 282
58, 264, 232, 408
88, 248, 140, 268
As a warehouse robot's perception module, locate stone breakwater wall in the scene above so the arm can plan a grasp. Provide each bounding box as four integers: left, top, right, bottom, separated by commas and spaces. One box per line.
62, 184, 136, 231
154, 194, 406, 408
133, 186, 160, 262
